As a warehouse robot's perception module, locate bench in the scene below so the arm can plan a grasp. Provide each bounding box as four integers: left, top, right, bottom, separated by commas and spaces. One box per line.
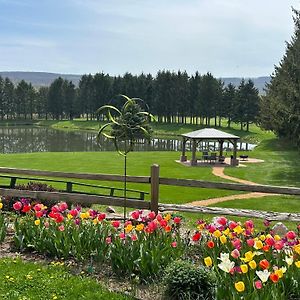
239, 155, 249, 161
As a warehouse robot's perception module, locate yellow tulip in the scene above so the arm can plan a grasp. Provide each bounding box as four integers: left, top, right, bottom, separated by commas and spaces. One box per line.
219, 235, 227, 244
259, 235, 266, 241
164, 213, 171, 221
294, 244, 300, 255
125, 224, 134, 233
274, 235, 281, 241
67, 214, 73, 220
240, 264, 248, 273
136, 223, 144, 231
254, 240, 263, 250
93, 218, 98, 225
213, 230, 222, 238
235, 281, 245, 292
295, 261, 300, 268
204, 256, 213, 267
241, 251, 255, 263
34, 219, 40, 226
248, 260, 257, 269
223, 228, 230, 236
0, 202, 3, 210
275, 269, 284, 278
234, 225, 244, 235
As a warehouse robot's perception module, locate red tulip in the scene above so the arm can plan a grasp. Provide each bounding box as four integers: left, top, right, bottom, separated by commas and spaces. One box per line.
173, 217, 181, 224
192, 232, 201, 242
259, 259, 270, 270
207, 240, 215, 249
270, 273, 279, 283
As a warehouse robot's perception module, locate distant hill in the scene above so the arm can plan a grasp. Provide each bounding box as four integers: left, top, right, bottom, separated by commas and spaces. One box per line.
0, 71, 271, 93
221, 76, 271, 94
0, 71, 82, 87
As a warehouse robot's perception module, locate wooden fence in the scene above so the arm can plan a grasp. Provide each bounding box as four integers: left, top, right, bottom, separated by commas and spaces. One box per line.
0, 165, 299, 221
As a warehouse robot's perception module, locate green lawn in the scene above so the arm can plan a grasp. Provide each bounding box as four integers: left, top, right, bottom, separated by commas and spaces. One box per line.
0, 119, 299, 223
0, 258, 131, 300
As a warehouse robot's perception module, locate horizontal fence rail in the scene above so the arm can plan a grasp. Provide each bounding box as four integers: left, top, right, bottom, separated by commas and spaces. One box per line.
0, 167, 150, 183
0, 165, 299, 221
0, 188, 151, 210
159, 177, 300, 195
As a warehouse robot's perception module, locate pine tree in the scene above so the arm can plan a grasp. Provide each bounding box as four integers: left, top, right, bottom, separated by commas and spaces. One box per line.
261, 8, 300, 146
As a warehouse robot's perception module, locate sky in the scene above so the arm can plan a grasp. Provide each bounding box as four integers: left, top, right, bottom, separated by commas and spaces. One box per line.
0, 0, 299, 77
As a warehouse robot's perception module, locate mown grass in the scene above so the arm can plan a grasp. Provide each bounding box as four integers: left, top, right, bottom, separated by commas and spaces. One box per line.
0, 118, 298, 226
0, 258, 131, 300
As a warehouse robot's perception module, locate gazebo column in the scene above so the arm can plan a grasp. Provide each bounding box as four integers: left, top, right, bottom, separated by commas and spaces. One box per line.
219, 140, 224, 157
180, 138, 187, 162
191, 139, 197, 166
231, 140, 239, 166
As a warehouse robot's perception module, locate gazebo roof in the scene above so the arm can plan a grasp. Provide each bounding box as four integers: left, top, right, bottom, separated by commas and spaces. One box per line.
181, 128, 240, 140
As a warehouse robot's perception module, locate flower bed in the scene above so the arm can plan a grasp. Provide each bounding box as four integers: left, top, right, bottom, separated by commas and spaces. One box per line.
2, 198, 300, 298
192, 217, 300, 299
12, 200, 184, 281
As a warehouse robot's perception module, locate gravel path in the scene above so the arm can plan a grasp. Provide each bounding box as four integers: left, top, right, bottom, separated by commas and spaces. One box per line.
189, 166, 277, 207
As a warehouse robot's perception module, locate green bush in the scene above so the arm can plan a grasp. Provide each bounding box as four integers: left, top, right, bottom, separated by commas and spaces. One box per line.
164, 260, 215, 300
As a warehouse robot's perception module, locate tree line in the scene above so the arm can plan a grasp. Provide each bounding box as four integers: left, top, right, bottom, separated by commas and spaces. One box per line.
260, 8, 300, 147
0, 71, 260, 131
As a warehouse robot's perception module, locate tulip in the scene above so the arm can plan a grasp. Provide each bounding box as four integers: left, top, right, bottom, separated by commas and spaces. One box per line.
192, 232, 201, 242
204, 256, 212, 267
256, 270, 270, 283
269, 273, 279, 283
240, 264, 248, 273
234, 281, 245, 292
13, 201, 22, 211
148, 211, 156, 220
171, 241, 177, 248
216, 217, 227, 226
207, 240, 215, 249
231, 249, 240, 259
259, 259, 270, 270
254, 280, 263, 289
173, 216, 181, 224
34, 219, 40, 226
286, 231, 296, 240
131, 211, 140, 220
295, 261, 300, 268
248, 260, 257, 270
220, 235, 227, 244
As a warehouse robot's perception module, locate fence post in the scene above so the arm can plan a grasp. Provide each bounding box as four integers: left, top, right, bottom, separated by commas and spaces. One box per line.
150, 164, 159, 214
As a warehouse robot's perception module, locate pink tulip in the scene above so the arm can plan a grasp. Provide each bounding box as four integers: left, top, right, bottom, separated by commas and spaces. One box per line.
131, 234, 137, 241
105, 237, 112, 244
216, 217, 227, 226
171, 241, 177, 248
58, 225, 65, 232
13, 201, 22, 211
231, 249, 240, 259
148, 211, 156, 220
286, 231, 296, 240
173, 217, 181, 224
112, 220, 120, 228
131, 211, 140, 220
247, 238, 255, 247
119, 232, 126, 239
255, 280, 263, 289
229, 221, 238, 230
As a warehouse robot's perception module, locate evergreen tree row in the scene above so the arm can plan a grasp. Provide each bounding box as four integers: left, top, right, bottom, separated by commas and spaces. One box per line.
0, 71, 260, 131
260, 8, 300, 146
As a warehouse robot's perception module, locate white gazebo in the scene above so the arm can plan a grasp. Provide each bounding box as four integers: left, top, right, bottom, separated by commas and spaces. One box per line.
180, 128, 240, 166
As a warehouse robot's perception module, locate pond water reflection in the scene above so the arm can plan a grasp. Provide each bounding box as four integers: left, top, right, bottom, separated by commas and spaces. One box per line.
0, 126, 256, 153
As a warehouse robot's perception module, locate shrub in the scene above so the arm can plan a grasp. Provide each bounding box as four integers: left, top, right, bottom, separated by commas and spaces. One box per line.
164, 260, 215, 300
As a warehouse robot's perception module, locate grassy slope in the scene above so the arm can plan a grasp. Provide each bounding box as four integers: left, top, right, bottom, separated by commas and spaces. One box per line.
0, 258, 131, 300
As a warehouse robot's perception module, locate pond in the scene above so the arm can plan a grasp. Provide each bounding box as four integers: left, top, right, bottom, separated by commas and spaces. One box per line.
0, 126, 256, 153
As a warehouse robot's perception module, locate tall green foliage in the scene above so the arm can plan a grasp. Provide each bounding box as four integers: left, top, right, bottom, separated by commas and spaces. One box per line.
261, 8, 300, 146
